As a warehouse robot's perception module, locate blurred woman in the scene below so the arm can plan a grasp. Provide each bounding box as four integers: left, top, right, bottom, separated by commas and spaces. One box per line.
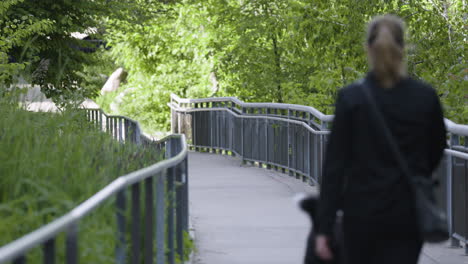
315, 15, 446, 264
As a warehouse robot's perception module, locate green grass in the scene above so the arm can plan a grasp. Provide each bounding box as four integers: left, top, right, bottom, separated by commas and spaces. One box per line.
0, 95, 163, 263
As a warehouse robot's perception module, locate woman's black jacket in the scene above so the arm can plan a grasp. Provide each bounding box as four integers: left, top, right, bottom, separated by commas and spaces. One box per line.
316, 73, 447, 237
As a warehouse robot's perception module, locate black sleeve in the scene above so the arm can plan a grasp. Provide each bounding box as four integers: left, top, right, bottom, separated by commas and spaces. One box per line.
316, 88, 352, 236
428, 90, 447, 173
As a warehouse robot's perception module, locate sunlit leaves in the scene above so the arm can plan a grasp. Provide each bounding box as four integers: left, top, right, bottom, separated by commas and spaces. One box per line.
103, 0, 466, 130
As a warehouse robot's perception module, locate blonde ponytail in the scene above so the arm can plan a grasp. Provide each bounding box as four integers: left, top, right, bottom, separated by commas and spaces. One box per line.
367, 15, 407, 89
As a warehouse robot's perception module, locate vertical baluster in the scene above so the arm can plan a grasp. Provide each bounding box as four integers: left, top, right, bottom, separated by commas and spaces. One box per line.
449, 135, 458, 247
116, 190, 126, 264
13, 256, 26, 264
211, 111, 214, 151
463, 135, 468, 253
313, 134, 319, 184
306, 129, 312, 185
131, 183, 141, 264
193, 111, 197, 148
176, 161, 185, 261
465, 153, 468, 254
123, 119, 128, 142
43, 238, 55, 264
66, 223, 78, 264
113, 118, 117, 140
106, 116, 110, 134
109, 118, 113, 137
144, 177, 154, 264
183, 157, 189, 232
166, 140, 176, 264
118, 118, 123, 142
99, 111, 103, 132
167, 168, 175, 264
94, 110, 97, 127
156, 172, 166, 264
266, 109, 271, 169
287, 109, 292, 176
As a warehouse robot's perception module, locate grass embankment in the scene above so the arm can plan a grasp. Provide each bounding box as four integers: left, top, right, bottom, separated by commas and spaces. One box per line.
0, 98, 163, 263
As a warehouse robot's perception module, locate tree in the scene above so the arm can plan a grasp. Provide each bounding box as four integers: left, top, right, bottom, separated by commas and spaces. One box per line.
1, 0, 112, 103
101, 0, 467, 130
0, 0, 53, 85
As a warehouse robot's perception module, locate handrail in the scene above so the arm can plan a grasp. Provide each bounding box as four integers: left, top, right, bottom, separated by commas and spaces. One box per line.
168, 103, 329, 135
445, 119, 468, 137
0, 108, 189, 264
172, 93, 468, 137
171, 93, 334, 123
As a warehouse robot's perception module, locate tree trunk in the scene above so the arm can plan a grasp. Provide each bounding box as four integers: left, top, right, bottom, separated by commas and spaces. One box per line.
272, 35, 283, 103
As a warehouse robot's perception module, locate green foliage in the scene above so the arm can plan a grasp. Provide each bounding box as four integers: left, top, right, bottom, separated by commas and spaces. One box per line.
0, 0, 53, 84
0, 95, 161, 262
1, 0, 466, 128
102, 0, 466, 129
102, 0, 214, 131
0, 0, 112, 103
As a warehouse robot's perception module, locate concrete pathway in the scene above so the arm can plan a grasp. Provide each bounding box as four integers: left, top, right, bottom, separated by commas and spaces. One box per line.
188, 152, 468, 264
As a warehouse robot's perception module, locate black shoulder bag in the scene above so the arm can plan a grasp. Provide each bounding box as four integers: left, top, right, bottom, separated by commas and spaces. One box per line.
361, 81, 448, 243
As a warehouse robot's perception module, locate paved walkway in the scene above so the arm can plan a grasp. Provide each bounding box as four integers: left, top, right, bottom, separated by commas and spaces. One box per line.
189, 152, 468, 264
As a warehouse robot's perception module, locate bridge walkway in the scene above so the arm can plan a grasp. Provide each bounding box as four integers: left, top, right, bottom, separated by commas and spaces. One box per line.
189, 152, 468, 264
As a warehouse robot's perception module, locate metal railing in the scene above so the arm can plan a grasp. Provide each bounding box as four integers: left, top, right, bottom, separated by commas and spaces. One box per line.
169, 93, 468, 252
0, 108, 189, 264
439, 119, 468, 252
169, 94, 332, 185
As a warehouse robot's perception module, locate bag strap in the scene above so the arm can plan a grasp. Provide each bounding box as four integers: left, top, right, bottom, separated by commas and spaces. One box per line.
360, 79, 417, 188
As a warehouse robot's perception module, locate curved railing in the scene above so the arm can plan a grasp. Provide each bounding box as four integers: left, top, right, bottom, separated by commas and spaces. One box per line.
0, 109, 189, 264
169, 93, 468, 252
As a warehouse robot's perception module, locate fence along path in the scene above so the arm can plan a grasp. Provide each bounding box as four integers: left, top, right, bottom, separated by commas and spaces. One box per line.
170, 93, 468, 262
0, 109, 189, 264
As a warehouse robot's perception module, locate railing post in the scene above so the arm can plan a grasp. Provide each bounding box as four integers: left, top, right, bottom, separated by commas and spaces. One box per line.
106, 116, 110, 135
449, 134, 458, 247
115, 190, 126, 264
256, 109, 260, 165
266, 110, 270, 169
12, 256, 25, 264
66, 223, 78, 264
193, 110, 197, 148
113, 117, 118, 140
287, 108, 292, 176
465, 136, 468, 254
131, 183, 141, 264
166, 139, 176, 264
144, 177, 154, 264
306, 127, 311, 185
118, 118, 123, 142
176, 161, 184, 261
156, 172, 166, 264
241, 107, 245, 162
183, 157, 189, 232
43, 238, 55, 264
99, 110, 104, 132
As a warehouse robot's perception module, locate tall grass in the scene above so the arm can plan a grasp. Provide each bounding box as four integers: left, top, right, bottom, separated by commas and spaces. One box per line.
0, 94, 162, 263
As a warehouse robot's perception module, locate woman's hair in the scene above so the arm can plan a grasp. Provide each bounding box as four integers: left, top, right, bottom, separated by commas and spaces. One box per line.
366, 15, 407, 89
